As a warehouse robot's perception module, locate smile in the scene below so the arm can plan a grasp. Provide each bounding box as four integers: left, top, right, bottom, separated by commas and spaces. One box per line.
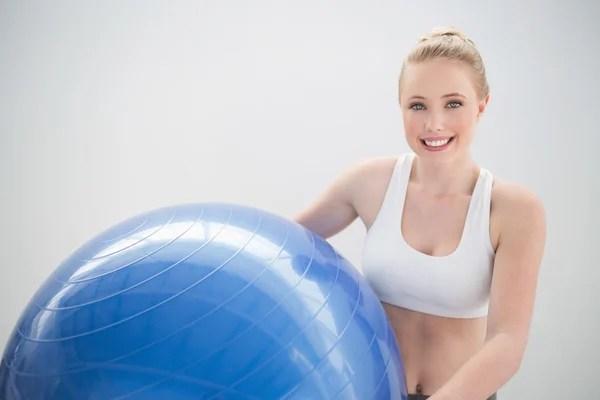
419, 136, 455, 151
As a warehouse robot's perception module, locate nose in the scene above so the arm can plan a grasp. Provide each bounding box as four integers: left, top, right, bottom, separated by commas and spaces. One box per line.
425, 112, 444, 132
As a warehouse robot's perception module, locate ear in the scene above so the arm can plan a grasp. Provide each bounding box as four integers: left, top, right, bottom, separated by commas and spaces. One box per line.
477, 94, 490, 120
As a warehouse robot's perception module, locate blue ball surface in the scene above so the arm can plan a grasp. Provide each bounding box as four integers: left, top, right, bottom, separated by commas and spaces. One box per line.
0, 202, 407, 399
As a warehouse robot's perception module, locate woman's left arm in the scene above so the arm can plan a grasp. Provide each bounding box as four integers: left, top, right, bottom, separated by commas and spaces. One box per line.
430, 182, 547, 400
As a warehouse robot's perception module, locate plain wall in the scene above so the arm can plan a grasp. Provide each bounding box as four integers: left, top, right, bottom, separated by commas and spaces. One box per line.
1, 1, 598, 398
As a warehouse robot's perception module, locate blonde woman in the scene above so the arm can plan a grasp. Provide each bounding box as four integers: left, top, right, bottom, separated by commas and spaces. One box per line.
294, 27, 546, 400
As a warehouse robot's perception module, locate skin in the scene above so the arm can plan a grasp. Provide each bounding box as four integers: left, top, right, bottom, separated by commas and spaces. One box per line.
294, 58, 546, 399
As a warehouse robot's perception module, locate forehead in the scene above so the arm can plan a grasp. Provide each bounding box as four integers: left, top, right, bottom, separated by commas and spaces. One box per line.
400, 59, 477, 99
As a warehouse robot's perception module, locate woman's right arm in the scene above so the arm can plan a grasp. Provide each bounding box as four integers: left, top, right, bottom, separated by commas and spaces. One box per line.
293, 160, 370, 239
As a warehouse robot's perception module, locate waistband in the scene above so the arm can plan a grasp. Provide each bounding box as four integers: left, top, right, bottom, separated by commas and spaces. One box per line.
408, 394, 497, 400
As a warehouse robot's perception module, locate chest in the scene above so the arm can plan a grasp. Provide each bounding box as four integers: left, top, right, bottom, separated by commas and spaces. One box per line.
400, 188, 473, 257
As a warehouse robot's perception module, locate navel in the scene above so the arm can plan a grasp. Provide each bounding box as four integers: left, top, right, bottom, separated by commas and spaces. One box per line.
416, 383, 423, 394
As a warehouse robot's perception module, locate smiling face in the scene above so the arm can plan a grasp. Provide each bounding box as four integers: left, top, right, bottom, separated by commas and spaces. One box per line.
399, 58, 489, 163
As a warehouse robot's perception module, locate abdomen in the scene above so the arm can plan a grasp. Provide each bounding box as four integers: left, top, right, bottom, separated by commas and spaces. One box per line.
382, 302, 488, 395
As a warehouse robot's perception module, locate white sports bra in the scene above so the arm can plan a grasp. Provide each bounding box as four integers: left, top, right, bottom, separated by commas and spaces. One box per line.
361, 153, 496, 319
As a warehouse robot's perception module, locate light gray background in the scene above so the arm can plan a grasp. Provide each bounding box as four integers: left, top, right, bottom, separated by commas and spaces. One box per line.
1, 1, 598, 398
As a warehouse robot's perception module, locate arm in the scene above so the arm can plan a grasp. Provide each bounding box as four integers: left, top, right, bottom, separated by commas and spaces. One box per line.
293, 163, 360, 239
293, 158, 376, 239
431, 182, 547, 400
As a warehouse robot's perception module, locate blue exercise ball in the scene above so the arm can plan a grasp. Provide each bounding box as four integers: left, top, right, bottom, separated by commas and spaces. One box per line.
0, 202, 407, 399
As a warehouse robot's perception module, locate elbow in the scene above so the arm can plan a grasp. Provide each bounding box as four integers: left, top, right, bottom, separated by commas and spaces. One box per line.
508, 347, 525, 377
488, 330, 528, 376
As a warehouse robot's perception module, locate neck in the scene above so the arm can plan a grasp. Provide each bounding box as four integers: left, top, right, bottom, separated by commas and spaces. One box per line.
411, 153, 480, 196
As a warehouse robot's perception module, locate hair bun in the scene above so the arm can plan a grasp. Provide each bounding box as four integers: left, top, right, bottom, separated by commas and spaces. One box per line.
419, 26, 475, 45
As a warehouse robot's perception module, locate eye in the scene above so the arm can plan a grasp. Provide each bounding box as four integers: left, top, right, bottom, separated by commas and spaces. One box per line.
410, 103, 425, 111
446, 101, 462, 108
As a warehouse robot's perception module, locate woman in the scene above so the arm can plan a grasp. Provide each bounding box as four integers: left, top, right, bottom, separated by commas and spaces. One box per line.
294, 27, 546, 400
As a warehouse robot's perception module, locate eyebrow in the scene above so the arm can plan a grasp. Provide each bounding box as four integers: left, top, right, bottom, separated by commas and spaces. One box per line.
408, 92, 466, 100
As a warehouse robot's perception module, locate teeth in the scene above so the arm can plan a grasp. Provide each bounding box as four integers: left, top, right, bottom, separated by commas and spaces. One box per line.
424, 138, 450, 147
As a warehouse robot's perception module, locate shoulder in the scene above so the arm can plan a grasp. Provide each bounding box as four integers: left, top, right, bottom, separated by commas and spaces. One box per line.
348, 155, 400, 176
490, 179, 546, 241
345, 155, 403, 191
331, 155, 399, 190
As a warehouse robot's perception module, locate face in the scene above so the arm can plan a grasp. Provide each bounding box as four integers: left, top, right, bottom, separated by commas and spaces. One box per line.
399, 58, 489, 163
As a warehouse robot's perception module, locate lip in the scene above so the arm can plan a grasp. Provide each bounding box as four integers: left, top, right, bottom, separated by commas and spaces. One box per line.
420, 136, 453, 141
419, 136, 455, 152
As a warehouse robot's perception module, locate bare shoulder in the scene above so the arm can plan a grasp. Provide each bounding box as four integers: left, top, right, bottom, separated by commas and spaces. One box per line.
348, 155, 400, 199
491, 179, 546, 241
348, 155, 399, 179
348, 155, 401, 227
292, 155, 401, 238
332, 155, 398, 196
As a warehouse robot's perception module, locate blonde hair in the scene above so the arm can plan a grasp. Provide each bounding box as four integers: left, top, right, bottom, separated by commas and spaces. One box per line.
399, 26, 490, 100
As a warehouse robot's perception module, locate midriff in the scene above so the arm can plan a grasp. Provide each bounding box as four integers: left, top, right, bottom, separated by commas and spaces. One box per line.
382, 301, 488, 396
